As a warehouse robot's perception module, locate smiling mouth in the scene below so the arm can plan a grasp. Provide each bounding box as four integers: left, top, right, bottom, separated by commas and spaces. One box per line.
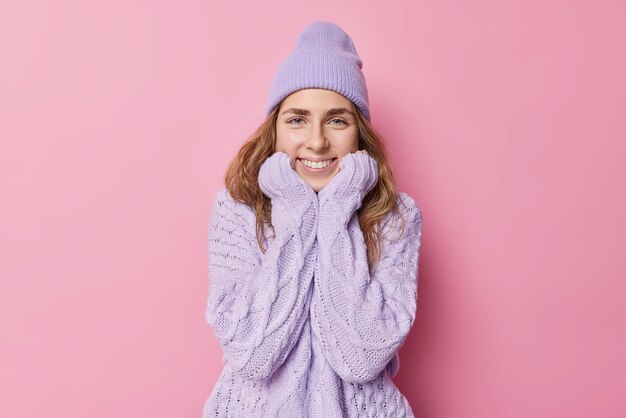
297, 158, 337, 173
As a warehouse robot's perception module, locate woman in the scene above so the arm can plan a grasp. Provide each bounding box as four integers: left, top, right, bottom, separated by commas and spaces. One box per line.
203, 21, 423, 417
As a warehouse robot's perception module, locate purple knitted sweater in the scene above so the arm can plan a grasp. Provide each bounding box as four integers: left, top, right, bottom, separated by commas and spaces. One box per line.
202, 152, 423, 417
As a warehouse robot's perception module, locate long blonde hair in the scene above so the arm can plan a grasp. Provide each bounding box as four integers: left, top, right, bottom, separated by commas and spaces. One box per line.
224, 101, 405, 272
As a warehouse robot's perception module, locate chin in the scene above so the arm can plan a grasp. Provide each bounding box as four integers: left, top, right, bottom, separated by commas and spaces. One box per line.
303, 180, 323, 193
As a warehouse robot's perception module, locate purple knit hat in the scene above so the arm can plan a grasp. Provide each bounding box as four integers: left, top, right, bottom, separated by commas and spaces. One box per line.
266, 21, 370, 121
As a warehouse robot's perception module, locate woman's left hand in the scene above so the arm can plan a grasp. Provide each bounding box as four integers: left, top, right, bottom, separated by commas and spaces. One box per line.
326, 149, 379, 198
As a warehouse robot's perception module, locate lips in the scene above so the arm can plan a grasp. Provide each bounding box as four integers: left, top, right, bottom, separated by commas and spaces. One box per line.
297, 157, 337, 174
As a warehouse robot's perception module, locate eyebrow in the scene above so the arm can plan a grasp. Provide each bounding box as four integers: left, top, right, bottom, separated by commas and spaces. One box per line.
280, 107, 355, 117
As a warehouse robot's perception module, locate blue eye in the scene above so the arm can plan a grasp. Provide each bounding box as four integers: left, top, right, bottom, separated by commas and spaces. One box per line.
288, 117, 305, 125
329, 118, 347, 125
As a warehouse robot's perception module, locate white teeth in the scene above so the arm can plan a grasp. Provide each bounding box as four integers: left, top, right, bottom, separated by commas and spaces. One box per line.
302, 159, 332, 169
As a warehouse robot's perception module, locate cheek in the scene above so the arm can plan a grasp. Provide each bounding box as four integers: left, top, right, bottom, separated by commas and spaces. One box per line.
275, 130, 304, 152
274, 131, 289, 152
333, 131, 359, 153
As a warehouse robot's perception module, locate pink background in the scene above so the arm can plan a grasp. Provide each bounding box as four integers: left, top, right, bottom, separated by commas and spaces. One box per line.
1, 0, 625, 417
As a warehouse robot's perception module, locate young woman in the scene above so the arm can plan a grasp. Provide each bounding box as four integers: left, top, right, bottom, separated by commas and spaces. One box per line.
202, 21, 423, 417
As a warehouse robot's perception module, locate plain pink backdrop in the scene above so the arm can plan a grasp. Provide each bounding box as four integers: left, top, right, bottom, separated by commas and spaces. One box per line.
1, 0, 625, 417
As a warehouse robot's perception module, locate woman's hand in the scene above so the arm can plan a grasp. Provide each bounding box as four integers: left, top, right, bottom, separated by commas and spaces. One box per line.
335, 149, 379, 197
316, 149, 378, 220
258, 151, 317, 218
259, 152, 305, 199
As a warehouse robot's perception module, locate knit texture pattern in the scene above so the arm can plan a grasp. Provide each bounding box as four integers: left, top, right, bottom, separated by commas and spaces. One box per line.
203, 152, 422, 417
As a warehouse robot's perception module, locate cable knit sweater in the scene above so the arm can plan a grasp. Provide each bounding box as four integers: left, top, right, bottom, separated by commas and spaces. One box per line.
202, 152, 423, 417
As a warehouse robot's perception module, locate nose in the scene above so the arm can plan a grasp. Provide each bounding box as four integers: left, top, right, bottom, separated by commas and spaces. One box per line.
306, 123, 329, 152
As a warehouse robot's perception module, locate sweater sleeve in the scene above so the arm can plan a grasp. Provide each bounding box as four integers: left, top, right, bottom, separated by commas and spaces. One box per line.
311, 160, 423, 383
204, 184, 318, 382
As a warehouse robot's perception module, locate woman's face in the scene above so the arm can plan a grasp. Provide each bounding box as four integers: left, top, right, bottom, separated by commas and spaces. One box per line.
275, 88, 359, 193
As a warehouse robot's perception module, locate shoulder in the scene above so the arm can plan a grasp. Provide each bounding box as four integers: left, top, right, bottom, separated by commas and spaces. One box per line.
209, 187, 264, 258
212, 186, 256, 213
393, 191, 423, 227
212, 185, 235, 207
210, 186, 257, 225
381, 191, 423, 241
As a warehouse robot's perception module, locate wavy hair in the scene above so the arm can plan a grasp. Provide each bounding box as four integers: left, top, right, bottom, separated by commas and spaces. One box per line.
224, 101, 406, 272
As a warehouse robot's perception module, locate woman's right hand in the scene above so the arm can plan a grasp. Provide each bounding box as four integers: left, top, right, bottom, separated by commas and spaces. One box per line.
258, 151, 317, 217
